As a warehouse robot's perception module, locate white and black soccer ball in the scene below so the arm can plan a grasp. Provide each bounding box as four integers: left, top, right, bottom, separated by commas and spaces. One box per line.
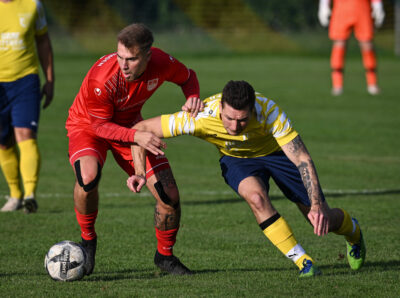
44, 240, 87, 282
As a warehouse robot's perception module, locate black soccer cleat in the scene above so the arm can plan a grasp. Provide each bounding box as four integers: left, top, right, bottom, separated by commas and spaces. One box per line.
80, 237, 97, 276
23, 197, 38, 214
154, 250, 193, 275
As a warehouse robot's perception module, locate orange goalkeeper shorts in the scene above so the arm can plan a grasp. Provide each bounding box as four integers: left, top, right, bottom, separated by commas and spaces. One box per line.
329, 0, 374, 41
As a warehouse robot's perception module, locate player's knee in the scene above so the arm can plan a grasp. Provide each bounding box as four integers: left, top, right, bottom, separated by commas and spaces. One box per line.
154, 181, 180, 209
74, 160, 101, 192
247, 192, 266, 211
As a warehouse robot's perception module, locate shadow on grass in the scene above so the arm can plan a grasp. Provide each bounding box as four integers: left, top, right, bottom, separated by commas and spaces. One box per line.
182, 188, 400, 206
81, 259, 400, 281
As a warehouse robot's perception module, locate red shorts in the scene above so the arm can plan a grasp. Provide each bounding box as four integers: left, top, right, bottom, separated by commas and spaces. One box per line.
67, 127, 170, 179
329, 1, 374, 41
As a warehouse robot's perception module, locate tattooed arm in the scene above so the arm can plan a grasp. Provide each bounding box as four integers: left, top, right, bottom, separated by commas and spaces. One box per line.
281, 135, 329, 236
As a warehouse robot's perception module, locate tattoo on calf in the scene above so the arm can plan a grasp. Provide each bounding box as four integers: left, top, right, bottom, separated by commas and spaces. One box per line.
154, 205, 181, 231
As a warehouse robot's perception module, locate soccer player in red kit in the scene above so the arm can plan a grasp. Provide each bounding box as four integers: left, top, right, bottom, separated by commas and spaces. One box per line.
318, 0, 385, 95
65, 23, 203, 276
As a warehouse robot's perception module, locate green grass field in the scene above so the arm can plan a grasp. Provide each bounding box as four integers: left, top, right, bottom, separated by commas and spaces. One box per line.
1, 52, 400, 297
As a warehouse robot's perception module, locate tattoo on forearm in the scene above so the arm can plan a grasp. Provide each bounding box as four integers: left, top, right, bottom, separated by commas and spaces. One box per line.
298, 161, 312, 199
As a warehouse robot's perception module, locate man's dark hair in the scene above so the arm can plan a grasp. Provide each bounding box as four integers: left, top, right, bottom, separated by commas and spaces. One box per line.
221, 80, 255, 111
117, 23, 154, 52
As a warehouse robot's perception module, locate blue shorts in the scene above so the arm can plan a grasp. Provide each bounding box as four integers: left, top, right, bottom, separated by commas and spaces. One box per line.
219, 151, 325, 206
0, 74, 41, 145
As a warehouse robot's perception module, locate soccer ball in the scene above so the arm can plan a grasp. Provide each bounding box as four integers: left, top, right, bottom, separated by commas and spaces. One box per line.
44, 240, 87, 281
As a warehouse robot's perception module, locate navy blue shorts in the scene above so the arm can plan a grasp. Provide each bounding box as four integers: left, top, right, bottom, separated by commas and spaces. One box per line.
219, 151, 325, 206
0, 74, 41, 145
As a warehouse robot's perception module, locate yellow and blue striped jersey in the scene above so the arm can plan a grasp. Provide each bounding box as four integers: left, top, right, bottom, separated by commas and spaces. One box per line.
0, 0, 48, 82
161, 93, 298, 158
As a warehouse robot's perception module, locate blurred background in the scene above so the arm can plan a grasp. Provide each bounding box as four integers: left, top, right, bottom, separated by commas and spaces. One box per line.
42, 0, 399, 57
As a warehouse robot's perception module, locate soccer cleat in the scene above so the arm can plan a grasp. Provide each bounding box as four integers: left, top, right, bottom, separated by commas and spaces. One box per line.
346, 218, 366, 270
367, 85, 380, 95
154, 250, 193, 275
1, 196, 22, 212
80, 237, 97, 276
299, 259, 322, 278
23, 196, 38, 214
331, 87, 343, 96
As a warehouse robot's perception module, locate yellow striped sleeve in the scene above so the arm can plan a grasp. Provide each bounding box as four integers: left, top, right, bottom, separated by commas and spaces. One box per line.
160, 112, 196, 138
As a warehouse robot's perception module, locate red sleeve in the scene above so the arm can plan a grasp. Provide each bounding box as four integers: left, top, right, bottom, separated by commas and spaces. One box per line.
156, 49, 200, 99
86, 78, 137, 143
180, 69, 200, 99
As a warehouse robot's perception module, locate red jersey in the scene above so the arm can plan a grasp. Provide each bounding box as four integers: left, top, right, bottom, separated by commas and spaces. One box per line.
66, 47, 199, 143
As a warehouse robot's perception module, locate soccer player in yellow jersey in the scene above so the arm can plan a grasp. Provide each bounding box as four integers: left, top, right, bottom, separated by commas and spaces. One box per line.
0, 0, 54, 213
127, 80, 366, 277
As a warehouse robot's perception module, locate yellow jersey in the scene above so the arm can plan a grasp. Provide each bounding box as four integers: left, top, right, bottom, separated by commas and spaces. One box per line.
0, 0, 48, 82
161, 93, 298, 158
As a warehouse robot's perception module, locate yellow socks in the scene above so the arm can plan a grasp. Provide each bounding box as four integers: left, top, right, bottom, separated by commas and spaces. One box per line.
0, 145, 22, 199
261, 214, 314, 269
17, 139, 41, 198
334, 208, 360, 245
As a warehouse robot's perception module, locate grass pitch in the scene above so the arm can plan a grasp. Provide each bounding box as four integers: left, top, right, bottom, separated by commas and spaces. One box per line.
0, 53, 399, 297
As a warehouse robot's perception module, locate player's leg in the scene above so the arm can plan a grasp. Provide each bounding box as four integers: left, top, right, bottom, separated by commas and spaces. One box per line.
328, 9, 352, 95
72, 154, 102, 276
359, 41, 379, 94
0, 74, 41, 213
297, 201, 365, 270
220, 155, 320, 277
330, 40, 347, 96
146, 169, 192, 275
14, 127, 39, 213
112, 145, 191, 275
0, 137, 23, 212
68, 130, 107, 276
354, 8, 379, 94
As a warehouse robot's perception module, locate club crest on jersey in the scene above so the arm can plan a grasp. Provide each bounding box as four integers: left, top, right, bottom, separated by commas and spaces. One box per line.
147, 78, 159, 91
94, 88, 102, 96
18, 13, 31, 28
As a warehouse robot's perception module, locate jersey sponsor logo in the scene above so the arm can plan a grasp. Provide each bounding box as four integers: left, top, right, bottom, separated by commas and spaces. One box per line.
147, 78, 159, 91
94, 88, 102, 96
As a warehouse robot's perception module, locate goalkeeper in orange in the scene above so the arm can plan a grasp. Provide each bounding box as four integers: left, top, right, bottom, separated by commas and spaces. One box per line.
318, 0, 385, 95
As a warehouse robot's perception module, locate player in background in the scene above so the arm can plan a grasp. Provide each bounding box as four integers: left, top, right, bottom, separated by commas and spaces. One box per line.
0, 0, 54, 213
128, 80, 366, 277
318, 0, 385, 95
66, 23, 203, 276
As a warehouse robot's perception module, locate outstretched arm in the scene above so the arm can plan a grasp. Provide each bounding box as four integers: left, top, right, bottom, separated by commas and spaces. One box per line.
281, 135, 329, 236
127, 116, 166, 193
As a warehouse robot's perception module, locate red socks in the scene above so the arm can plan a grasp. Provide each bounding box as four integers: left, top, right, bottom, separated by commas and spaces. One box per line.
155, 227, 178, 256
75, 208, 98, 240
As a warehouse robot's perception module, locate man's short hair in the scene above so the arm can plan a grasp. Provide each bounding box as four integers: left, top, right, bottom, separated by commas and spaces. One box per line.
221, 80, 255, 111
117, 23, 154, 53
